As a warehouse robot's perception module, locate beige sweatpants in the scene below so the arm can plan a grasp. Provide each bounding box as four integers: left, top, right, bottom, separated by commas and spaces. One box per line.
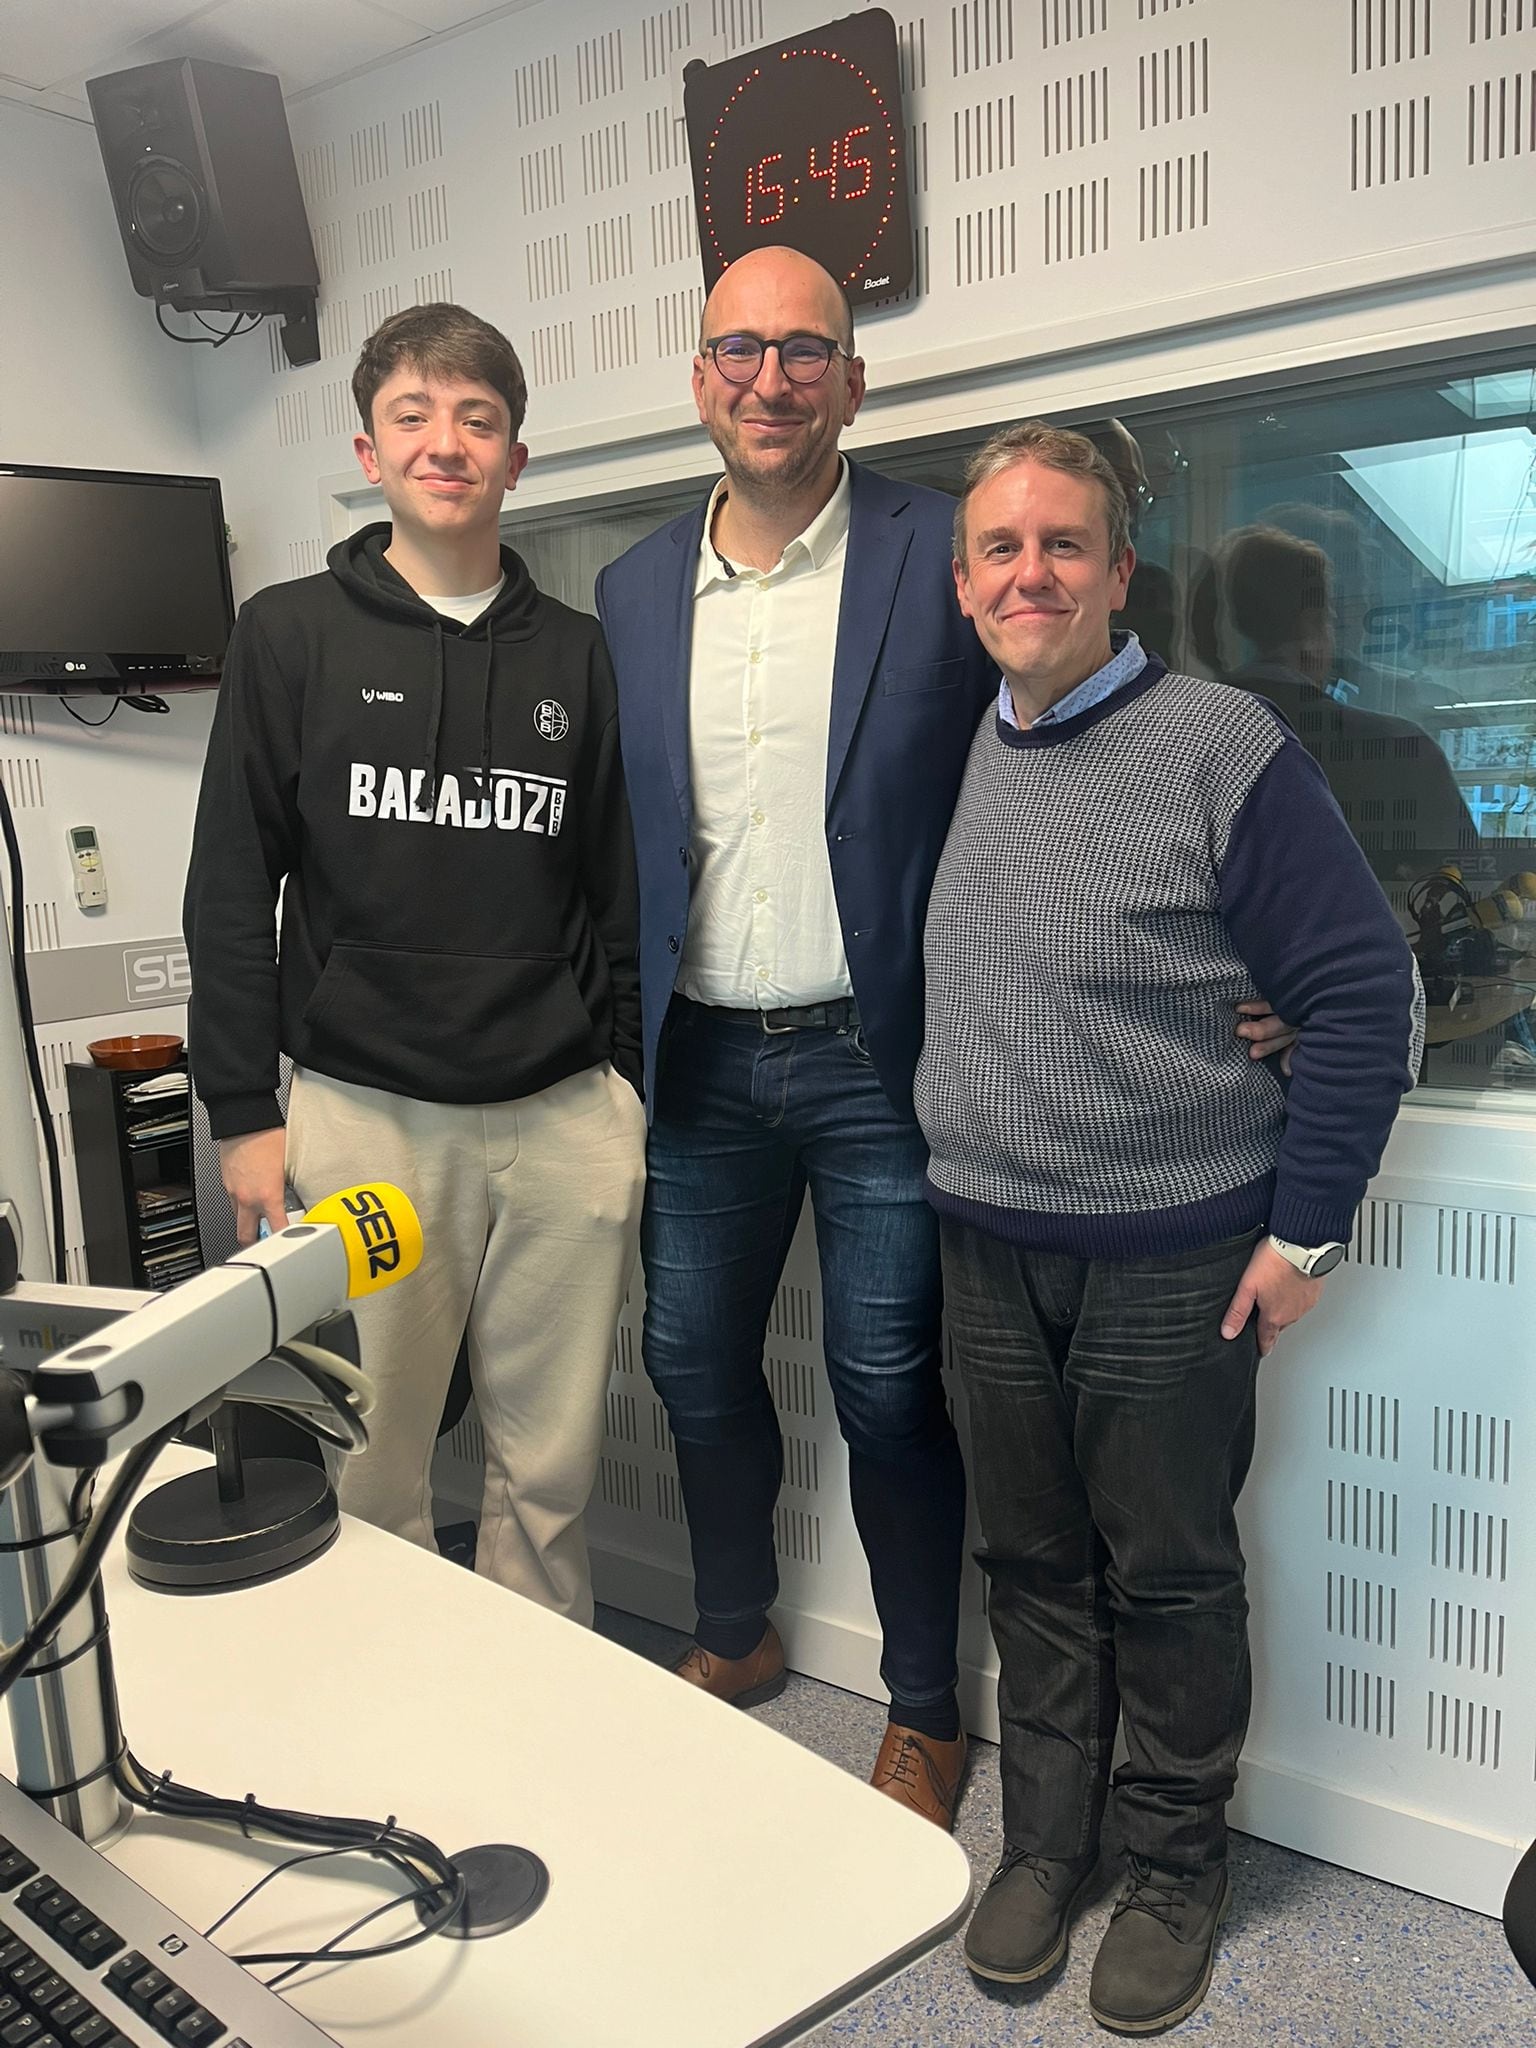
285, 1061, 645, 1624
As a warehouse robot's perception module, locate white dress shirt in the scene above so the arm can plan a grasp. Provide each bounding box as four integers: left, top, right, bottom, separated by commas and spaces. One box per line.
678, 461, 854, 1009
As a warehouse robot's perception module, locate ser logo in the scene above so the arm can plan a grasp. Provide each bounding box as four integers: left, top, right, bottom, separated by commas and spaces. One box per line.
343, 1186, 403, 1281
123, 942, 190, 1006
362, 688, 404, 704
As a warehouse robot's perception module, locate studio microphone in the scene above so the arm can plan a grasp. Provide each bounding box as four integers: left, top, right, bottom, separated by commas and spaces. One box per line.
29, 1185, 423, 1468
280, 1183, 425, 1303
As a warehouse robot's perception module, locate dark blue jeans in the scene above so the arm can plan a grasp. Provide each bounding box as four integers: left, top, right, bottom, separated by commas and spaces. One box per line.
940, 1218, 1262, 1875
642, 998, 965, 1717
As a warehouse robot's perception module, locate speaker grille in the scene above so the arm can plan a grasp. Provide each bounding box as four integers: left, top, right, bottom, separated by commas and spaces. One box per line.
127, 157, 205, 262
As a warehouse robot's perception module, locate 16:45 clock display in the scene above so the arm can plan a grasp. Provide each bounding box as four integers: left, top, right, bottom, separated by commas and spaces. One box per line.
684, 10, 914, 307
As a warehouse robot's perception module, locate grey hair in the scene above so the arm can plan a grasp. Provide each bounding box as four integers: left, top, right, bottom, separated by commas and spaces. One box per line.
952, 420, 1132, 565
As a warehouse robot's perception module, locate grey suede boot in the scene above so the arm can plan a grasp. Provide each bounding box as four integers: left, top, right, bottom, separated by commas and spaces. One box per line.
963, 1848, 1098, 1984
1088, 1857, 1229, 2034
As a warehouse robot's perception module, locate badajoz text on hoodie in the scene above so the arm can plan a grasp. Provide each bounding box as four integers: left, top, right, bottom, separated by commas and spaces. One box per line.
183, 526, 642, 1141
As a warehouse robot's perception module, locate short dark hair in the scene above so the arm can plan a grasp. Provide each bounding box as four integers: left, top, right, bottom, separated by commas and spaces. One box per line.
1222, 525, 1332, 647
352, 303, 528, 439
953, 419, 1132, 565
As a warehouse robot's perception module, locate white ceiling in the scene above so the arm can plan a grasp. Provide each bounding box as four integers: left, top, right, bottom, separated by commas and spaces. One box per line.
0, 0, 538, 123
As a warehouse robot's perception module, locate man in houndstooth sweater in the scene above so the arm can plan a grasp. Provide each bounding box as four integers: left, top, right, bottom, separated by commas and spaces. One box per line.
917, 421, 1423, 2036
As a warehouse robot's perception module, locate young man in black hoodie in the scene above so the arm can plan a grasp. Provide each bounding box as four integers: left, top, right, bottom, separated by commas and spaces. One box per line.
183, 304, 645, 1622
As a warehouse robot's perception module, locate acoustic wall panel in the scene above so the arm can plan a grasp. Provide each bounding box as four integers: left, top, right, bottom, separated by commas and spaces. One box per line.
1228, 1140, 1536, 1913
187, 0, 1535, 526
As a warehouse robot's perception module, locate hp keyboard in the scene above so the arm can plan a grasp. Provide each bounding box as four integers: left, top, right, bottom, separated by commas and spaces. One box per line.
0, 1773, 336, 2047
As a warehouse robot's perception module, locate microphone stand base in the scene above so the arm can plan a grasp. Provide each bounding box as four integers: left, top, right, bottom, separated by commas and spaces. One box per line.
125, 1459, 338, 1592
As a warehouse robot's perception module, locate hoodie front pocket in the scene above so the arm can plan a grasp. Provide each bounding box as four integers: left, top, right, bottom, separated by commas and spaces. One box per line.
301, 942, 597, 1100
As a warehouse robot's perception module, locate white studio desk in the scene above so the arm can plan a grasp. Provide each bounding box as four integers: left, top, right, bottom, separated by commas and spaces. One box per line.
0, 1459, 973, 2048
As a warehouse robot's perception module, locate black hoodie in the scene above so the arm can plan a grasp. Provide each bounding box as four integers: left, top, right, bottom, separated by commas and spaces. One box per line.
184, 526, 641, 1139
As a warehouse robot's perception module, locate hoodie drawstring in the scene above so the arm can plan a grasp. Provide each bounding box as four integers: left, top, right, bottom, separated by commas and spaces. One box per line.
423, 624, 496, 809
423, 617, 446, 807
478, 635, 496, 793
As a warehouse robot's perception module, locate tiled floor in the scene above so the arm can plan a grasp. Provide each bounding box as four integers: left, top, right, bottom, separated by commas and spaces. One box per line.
593, 1605, 1533, 2048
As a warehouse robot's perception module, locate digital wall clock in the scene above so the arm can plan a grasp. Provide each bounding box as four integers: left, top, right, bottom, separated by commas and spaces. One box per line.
683, 10, 914, 309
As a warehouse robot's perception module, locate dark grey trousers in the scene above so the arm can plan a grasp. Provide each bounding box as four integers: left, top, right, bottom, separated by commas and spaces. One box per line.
940, 1218, 1263, 1876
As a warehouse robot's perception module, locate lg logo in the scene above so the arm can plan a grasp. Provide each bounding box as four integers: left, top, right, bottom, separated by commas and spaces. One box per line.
123, 943, 191, 1005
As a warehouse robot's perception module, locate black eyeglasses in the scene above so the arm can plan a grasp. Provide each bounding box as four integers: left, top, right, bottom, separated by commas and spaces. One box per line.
703, 334, 852, 386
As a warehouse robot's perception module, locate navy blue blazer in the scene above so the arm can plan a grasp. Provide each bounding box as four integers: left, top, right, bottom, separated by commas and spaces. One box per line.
595, 458, 997, 1116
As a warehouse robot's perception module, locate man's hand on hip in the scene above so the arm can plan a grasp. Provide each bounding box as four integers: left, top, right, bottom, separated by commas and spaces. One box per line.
1235, 998, 1298, 1075
218, 1128, 289, 1247
1221, 1238, 1324, 1358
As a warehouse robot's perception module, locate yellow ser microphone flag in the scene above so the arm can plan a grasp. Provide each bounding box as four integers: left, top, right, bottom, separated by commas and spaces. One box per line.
302, 1184, 423, 1297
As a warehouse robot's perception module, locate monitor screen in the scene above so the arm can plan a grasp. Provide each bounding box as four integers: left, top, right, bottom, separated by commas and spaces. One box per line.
0, 465, 234, 692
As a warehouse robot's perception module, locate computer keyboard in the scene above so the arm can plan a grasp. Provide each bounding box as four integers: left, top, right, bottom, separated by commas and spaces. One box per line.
0, 1773, 337, 2046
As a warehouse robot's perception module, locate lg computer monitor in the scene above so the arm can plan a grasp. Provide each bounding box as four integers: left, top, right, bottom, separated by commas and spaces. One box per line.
0, 463, 234, 695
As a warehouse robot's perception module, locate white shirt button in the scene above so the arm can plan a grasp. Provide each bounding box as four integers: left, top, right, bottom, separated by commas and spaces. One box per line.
749, 649, 762, 665
751, 808, 765, 826
749, 729, 763, 746
755, 889, 768, 903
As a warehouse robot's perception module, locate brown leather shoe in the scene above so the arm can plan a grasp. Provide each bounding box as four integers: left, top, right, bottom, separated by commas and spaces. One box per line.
672, 1623, 787, 1708
870, 1723, 969, 1830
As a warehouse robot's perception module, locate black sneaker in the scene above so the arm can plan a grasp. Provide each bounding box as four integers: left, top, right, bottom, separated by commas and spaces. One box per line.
963, 1847, 1098, 1984
1088, 1856, 1229, 2034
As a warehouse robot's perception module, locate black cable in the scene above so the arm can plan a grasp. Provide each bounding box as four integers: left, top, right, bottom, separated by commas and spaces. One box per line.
115, 1752, 467, 1970
0, 777, 66, 1281
260, 1875, 458, 1989
155, 304, 264, 349
224, 313, 264, 347
203, 1843, 423, 1942
12, 1444, 472, 1992
0, 1424, 179, 1702
60, 698, 119, 729
196, 1840, 457, 1984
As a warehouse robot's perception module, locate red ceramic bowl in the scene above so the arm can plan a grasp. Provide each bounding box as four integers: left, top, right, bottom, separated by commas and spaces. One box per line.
86, 1034, 185, 1072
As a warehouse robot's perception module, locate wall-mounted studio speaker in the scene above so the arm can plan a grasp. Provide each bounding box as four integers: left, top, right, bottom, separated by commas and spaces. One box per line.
87, 58, 320, 366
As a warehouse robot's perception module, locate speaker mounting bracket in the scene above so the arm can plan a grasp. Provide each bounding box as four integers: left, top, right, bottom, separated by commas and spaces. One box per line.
274, 290, 320, 368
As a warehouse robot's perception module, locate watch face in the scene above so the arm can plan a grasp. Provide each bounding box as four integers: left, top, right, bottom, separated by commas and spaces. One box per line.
1312, 1244, 1347, 1276
684, 10, 914, 307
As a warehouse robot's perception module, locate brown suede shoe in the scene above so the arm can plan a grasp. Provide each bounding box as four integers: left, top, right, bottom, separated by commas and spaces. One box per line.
869, 1724, 969, 1831
673, 1623, 787, 1708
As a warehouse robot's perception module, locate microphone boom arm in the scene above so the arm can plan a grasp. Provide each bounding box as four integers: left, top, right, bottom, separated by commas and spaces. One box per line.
26, 1223, 359, 1468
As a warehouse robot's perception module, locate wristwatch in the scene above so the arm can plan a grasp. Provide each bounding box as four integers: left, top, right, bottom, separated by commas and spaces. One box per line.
1267, 1234, 1346, 1278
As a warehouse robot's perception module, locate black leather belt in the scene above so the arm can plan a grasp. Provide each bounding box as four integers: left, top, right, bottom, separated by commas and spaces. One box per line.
688, 995, 860, 1034
760, 997, 859, 1034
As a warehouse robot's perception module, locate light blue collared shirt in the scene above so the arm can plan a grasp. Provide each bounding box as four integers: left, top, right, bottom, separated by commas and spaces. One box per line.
997, 630, 1148, 731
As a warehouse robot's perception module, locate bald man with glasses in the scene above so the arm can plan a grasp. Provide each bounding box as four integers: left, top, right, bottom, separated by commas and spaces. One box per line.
595, 247, 994, 1826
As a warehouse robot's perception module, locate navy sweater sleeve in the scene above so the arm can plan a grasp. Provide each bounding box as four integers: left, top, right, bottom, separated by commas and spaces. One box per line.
182, 602, 301, 1139
1217, 735, 1423, 1246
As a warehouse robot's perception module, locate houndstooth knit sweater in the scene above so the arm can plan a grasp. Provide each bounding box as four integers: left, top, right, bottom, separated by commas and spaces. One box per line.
915, 655, 1424, 1258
